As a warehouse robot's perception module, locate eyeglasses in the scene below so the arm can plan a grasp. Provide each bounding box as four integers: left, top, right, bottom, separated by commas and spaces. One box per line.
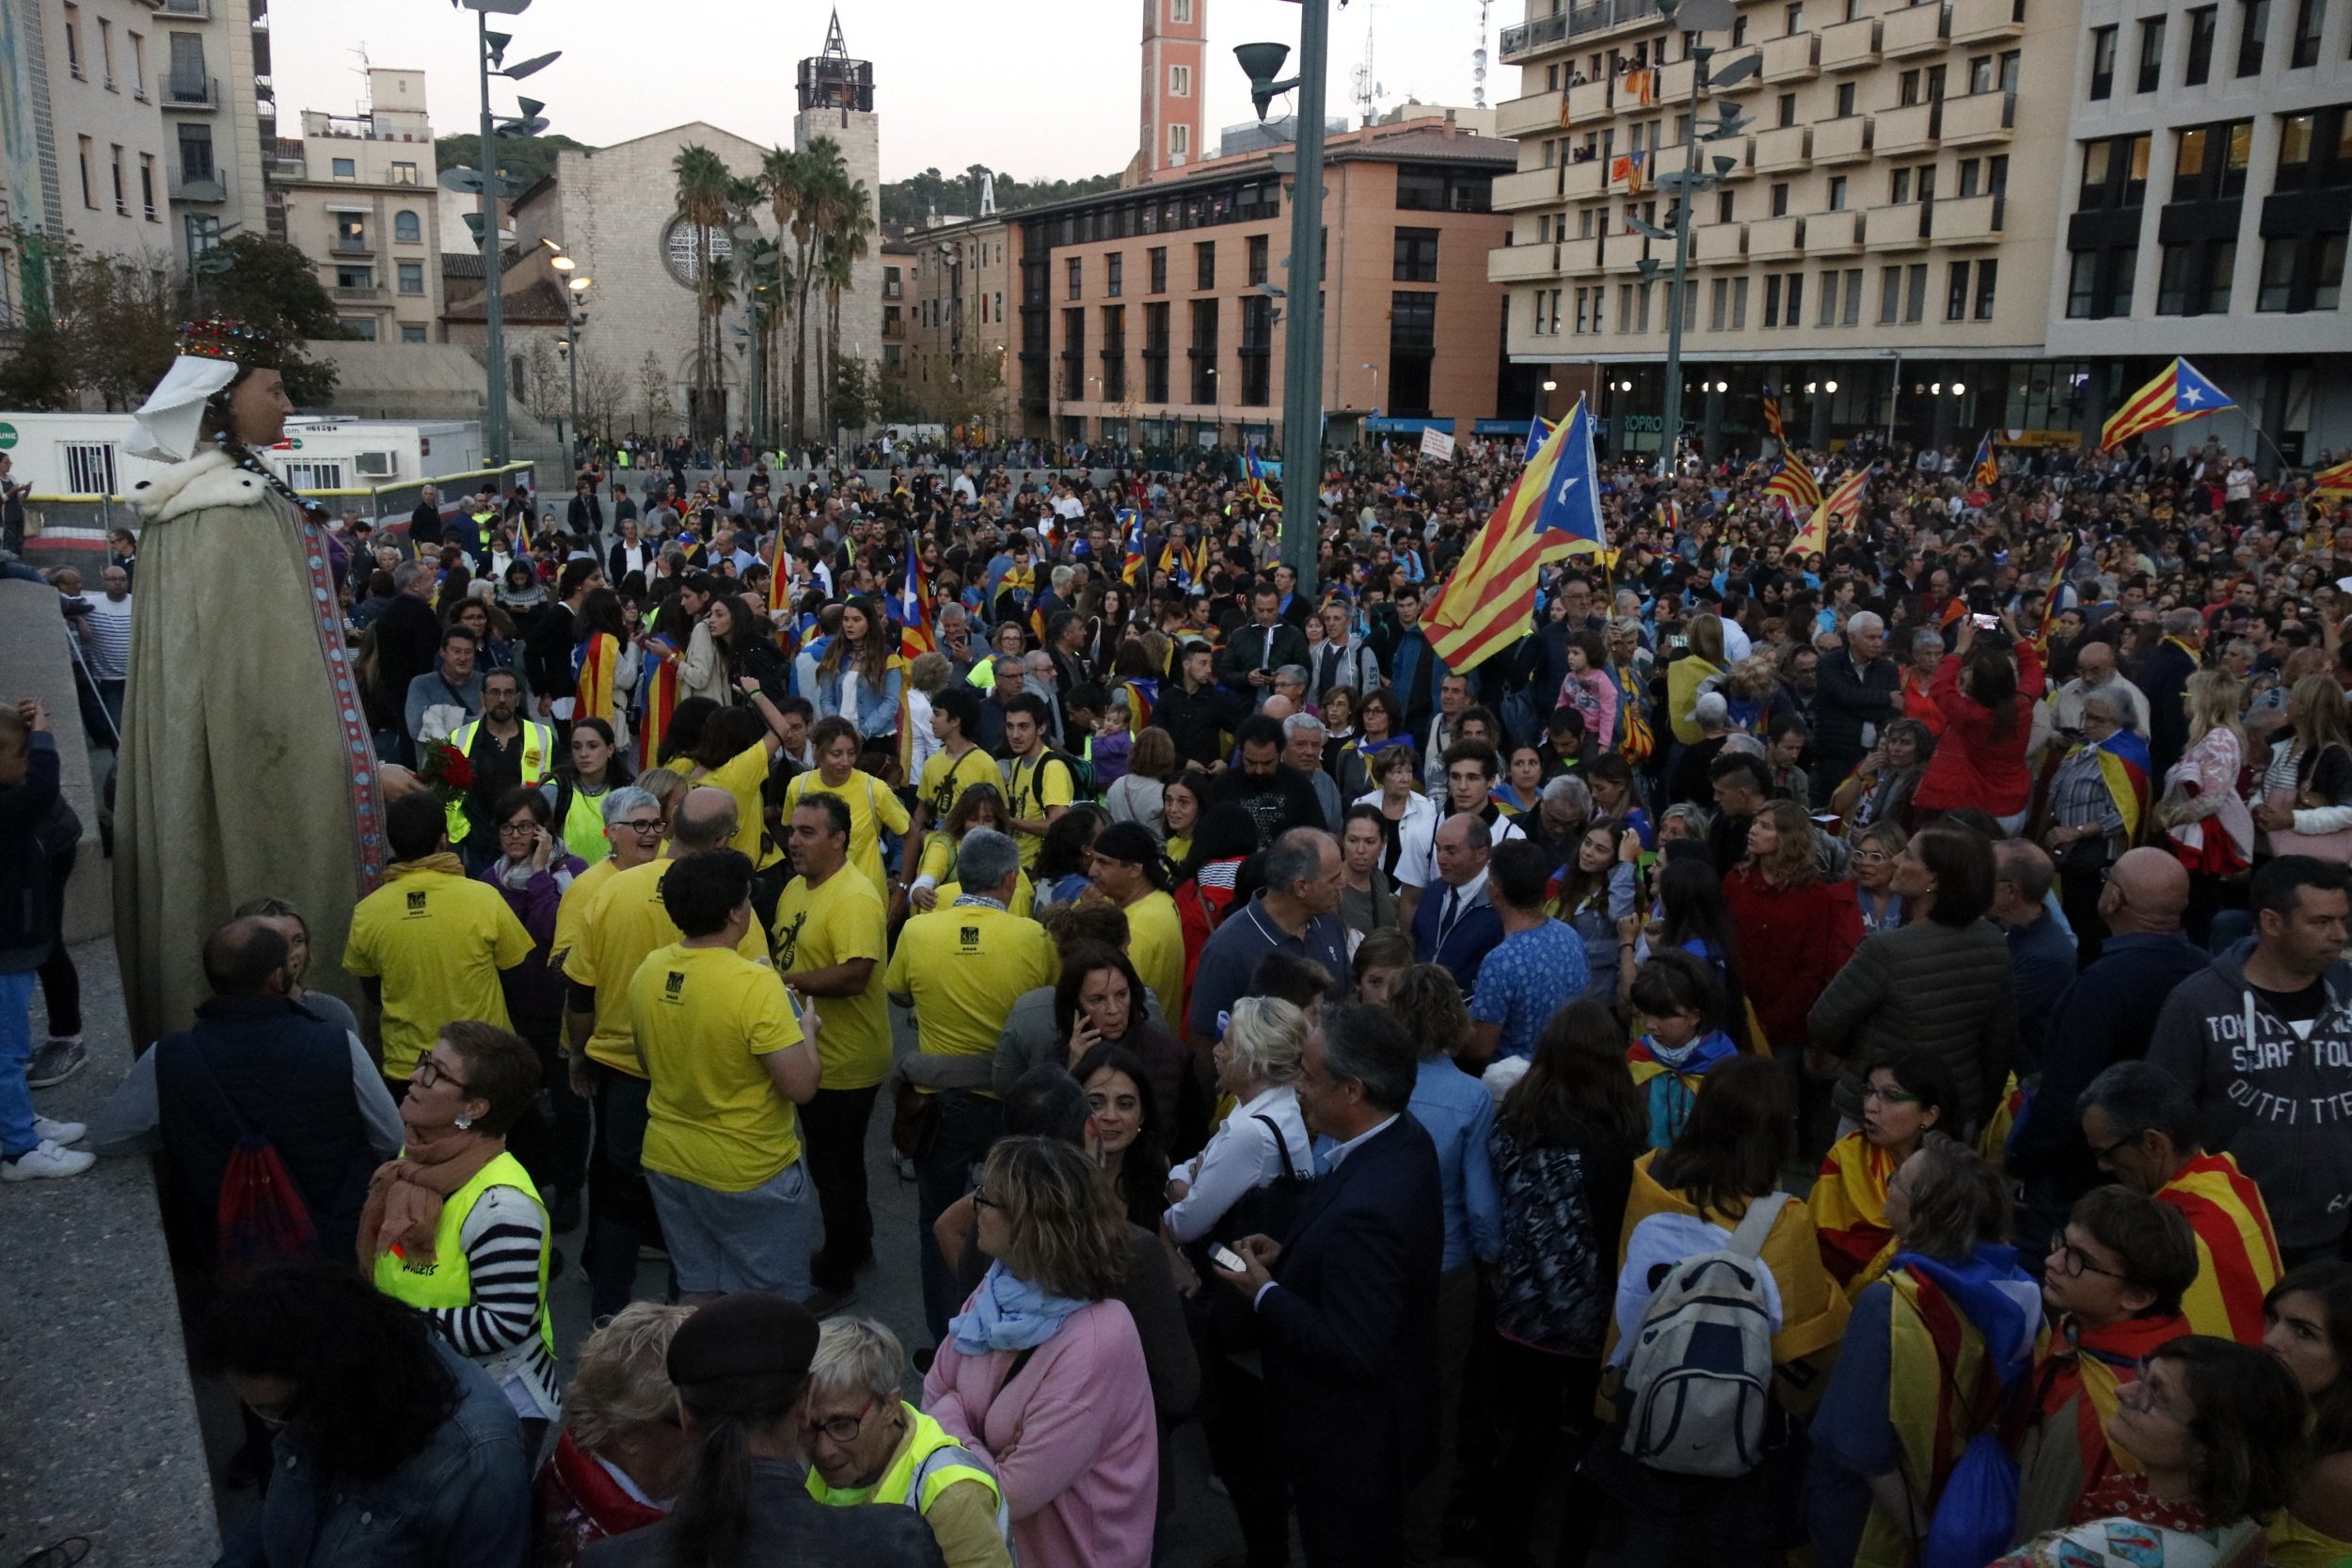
806, 1397, 877, 1444
498, 820, 539, 838
1861, 1083, 1919, 1105
1852, 850, 1891, 863
412, 1056, 472, 1094
2047, 1239, 2126, 1281
619, 817, 666, 835
2085, 1131, 2141, 1164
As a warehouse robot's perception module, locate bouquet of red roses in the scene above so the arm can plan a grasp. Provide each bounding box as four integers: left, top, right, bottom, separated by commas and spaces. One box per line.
416, 741, 474, 803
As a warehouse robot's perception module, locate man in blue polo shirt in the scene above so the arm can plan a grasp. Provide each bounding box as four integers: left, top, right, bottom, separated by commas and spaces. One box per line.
1468, 841, 1590, 1064
1187, 828, 1349, 1050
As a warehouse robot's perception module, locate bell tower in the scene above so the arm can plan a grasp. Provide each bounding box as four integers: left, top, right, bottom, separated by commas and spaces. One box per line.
1140, 0, 1206, 182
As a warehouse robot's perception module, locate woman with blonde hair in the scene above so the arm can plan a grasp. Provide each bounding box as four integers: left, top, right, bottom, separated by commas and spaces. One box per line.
2251, 673, 2352, 863
1666, 612, 1728, 745
532, 1301, 695, 1566
903, 650, 954, 782
2162, 668, 2256, 942
1723, 798, 1863, 1061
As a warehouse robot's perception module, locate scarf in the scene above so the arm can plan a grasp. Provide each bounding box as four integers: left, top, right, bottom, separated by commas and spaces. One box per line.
946, 1259, 1089, 1354
384, 852, 466, 882
357, 1121, 502, 1271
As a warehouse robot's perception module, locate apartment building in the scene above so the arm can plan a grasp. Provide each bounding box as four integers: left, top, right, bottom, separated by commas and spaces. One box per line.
156, 0, 268, 268
896, 214, 1017, 435
1014, 111, 1525, 447
0, 0, 176, 324
266, 67, 441, 344
1492, 0, 2087, 456
2048, 0, 2352, 458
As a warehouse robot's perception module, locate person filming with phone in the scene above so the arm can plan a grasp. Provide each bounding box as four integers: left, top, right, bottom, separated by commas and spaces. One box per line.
1911, 606, 2045, 833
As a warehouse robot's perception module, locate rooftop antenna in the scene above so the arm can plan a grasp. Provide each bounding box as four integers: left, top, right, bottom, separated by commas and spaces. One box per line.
1352, 8, 1384, 127
1472, 0, 1490, 110
349, 42, 373, 116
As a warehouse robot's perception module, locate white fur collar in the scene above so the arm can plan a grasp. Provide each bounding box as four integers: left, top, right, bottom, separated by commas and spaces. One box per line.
130, 449, 282, 522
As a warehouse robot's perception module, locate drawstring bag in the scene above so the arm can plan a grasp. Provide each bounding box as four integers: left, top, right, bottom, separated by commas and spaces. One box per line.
181, 1041, 322, 1278
1919, 1430, 2018, 1568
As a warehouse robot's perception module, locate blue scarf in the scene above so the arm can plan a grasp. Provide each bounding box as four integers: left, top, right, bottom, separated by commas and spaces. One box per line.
947, 1260, 1089, 1354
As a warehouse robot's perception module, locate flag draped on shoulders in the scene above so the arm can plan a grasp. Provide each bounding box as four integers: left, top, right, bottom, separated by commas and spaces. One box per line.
1808, 1132, 1899, 1296
2156, 1151, 2282, 1344
2085, 728, 2152, 844
574, 630, 619, 728
637, 633, 682, 766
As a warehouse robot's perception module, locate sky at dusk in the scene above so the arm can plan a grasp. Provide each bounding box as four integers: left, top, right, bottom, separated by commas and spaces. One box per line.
271, 0, 1496, 184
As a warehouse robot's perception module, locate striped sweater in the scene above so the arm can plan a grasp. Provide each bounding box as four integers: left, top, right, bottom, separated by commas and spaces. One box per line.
426, 1184, 560, 1422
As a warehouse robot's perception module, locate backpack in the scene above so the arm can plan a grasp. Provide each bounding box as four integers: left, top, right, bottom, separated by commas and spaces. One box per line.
1618, 1191, 1791, 1480
182, 1041, 323, 1279
1615, 666, 1658, 766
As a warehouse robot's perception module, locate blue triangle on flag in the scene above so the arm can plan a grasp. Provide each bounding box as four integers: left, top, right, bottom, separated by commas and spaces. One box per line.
2173, 358, 2234, 415
1534, 403, 1606, 548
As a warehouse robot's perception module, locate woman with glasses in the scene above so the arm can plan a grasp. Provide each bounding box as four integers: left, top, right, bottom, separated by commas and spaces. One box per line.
363, 1020, 564, 1456
1808, 1136, 2035, 1568
803, 1316, 1014, 1568
532, 1302, 693, 1567
2010, 1185, 2201, 1542
1993, 1337, 2307, 1568
1806, 1053, 1961, 1298
924, 1135, 1157, 1568
1829, 718, 1933, 837
1849, 822, 1909, 933
2044, 694, 2150, 967
2261, 1263, 2352, 1566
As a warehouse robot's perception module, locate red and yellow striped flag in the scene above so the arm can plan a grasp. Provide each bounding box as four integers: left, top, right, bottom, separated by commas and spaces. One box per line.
1807, 1132, 1898, 1296
2314, 457, 2352, 496
2100, 357, 2234, 451
1421, 398, 1602, 672
575, 630, 618, 728
1823, 464, 1871, 521
1764, 458, 1822, 520
2157, 1151, 2282, 1345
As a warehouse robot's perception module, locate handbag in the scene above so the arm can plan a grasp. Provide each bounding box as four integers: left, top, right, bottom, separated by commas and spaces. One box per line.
889, 1078, 943, 1160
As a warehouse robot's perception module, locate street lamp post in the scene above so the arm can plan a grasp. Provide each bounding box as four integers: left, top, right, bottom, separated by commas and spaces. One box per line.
1237, 1, 1331, 595
1541, 377, 1559, 420
452, 0, 557, 469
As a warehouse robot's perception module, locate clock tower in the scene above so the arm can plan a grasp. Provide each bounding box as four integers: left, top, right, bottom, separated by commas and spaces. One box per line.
1140, 0, 1206, 182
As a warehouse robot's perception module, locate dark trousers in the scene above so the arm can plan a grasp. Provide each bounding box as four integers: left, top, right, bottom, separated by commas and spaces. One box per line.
586, 1069, 656, 1321
2058, 854, 2112, 970
503, 1014, 590, 1208
803, 1083, 880, 1291
914, 1092, 1002, 1342
1403, 1262, 1481, 1567
1485, 1341, 1608, 1568
1205, 1356, 1290, 1568
38, 845, 79, 1038
1287, 1441, 1409, 1568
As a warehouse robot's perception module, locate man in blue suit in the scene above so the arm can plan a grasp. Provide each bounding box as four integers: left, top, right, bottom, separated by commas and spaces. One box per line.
1216, 1004, 1442, 1568
1409, 813, 1505, 998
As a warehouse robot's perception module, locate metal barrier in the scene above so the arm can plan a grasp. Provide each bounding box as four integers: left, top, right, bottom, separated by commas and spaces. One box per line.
21, 461, 539, 551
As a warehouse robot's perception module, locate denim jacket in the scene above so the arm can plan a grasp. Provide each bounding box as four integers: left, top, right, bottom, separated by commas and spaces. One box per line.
214, 1339, 529, 1568
812, 657, 905, 739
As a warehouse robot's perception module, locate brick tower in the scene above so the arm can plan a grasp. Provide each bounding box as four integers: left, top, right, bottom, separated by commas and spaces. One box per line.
1139, 0, 1206, 181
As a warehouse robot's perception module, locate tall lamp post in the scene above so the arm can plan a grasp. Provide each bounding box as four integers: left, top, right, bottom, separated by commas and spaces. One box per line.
1627, 0, 1754, 477
450, 0, 559, 469
1237, 0, 1332, 596
541, 238, 590, 462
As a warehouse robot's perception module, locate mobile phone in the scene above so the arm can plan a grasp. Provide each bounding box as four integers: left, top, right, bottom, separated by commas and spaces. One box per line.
1211, 1243, 1248, 1274
1972, 613, 1999, 630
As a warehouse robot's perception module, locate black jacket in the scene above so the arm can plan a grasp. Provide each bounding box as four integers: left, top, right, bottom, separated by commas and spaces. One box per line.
1218, 620, 1311, 689
523, 601, 579, 702
566, 493, 605, 538
580, 1460, 946, 1568
1814, 648, 1902, 766
368, 594, 444, 726
1153, 681, 1237, 769
0, 735, 60, 972
408, 498, 443, 547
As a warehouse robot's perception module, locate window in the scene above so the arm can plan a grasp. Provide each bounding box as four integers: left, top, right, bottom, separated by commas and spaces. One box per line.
1892, 167, 1913, 204
1392, 227, 1438, 282
1168, 124, 1190, 161
1394, 165, 1492, 212
1836, 81, 1856, 116
1711, 277, 1730, 329
400, 324, 428, 344
1143, 301, 1170, 401
2291, 0, 2324, 65
1969, 55, 1994, 94
63, 443, 117, 497
1905, 262, 1928, 322
2257, 232, 2346, 309
178, 125, 214, 183
336, 264, 373, 289
2137, 17, 2168, 90
184, 213, 220, 257
1881, 265, 1903, 324
331, 157, 357, 180
1066, 256, 1082, 300
341, 318, 378, 342
62, 4, 82, 77
1170, 0, 1192, 21
2157, 239, 2237, 312
1974, 257, 1999, 318
1818, 269, 1840, 325
1787, 1, 1804, 30
1195, 240, 1216, 289
397, 261, 423, 294
1149, 245, 1168, 293
167, 30, 204, 101
335, 214, 368, 252
1843, 268, 1864, 325
1732, 277, 1749, 328
1778, 92, 1798, 127
1765, 273, 1784, 326
2079, 133, 2153, 207
1061, 309, 1086, 401
2090, 25, 2117, 96
1771, 182, 1791, 216
1899, 69, 1922, 105
1959, 158, 1982, 197
1169, 63, 1192, 97
109, 145, 126, 214
76, 137, 93, 209
1248, 233, 1269, 285
390, 161, 419, 186
1188, 298, 1218, 404
129, 31, 145, 96
97, 17, 112, 86
1786, 272, 1804, 325
138, 153, 155, 219
2236, 0, 2267, 72
2185, 6, 2217, 81
1107, 252, 1123, 296
1103, 305, 1128, 401
393, 210, 421, 244
1717, 189, 1736, 222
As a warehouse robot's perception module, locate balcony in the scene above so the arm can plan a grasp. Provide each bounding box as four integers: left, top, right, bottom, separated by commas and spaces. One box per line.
1752, 123, 1812, 173
1562, 155, 1607, 198
1820, 16, 1883, 70
1810, 208, 1867, 252
331, 284, 386, 301
1883, 1, 1953, 55
1496, 89, 1567, 139
1658, 56, 1697, 101
1488, 242, 1565, 283
1934, 191, 2006, 243
1693, 220, 1748, 261
1941, 88, 2015, 145
1760, 31, 1821, 81
1502, 0, 1666, 59
1876, 98, 1942, 155
159, 0, 212, 14
1500, 10, 1571, 59
1750, 214, 1806, 259
1865, 201, 1933, 248
1951, 0, 2027, 41
165, 74, 219, 110
331, 238, 374, 258
1565, 77, 1614, 124
1815, 114, 1876, 163
1598, 230, 1650, 271
1494, 165, 1565, 211
167, 170, 226, 202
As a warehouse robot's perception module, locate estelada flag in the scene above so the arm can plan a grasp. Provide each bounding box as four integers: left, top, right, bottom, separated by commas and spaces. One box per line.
1762, 394, 1787, 445
574, 630, 619, 728
1422, 397, 1607, 672
2100, 357, 2234, 451
2156, 1151, 2281, 1344
1807, 1132, 1897, 1294
1764, 457, 1822, 521
636, 635, 682, 765
1970, 431, 1999, 490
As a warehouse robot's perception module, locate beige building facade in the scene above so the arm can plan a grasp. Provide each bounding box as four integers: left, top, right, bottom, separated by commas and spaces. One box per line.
897, 214, 1017, 436
157, 0, 267, 267
267, 66, 440, 345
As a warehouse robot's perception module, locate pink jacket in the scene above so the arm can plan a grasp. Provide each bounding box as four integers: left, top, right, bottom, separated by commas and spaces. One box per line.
1557, 666, 1619, 749
922, 1297, 1159, 1568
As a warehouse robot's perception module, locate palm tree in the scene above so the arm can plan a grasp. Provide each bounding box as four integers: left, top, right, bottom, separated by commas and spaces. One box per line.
818, 174, 873, 440
671, 144, 732, 437
769, 137, 849, 446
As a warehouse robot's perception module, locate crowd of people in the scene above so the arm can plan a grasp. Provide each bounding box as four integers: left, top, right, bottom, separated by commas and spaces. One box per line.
16, 367, 2352, 1568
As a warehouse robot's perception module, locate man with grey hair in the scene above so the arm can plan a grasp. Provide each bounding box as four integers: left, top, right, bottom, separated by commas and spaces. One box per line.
1272, 664, 1311, 711
1412, 813, 1503, 995
1187, 827, 1348, 1048
886, 825, 1057, 1339
2142, 605, 2204, 782
802, 1316, 1011, 1558
2050, 636, 2152, 737
1991, 837, 2075, 1067
1282, 711, 1343, 831
1815, 609, 1901, 808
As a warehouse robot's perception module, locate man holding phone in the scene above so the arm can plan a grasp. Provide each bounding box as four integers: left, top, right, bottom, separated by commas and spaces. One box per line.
1218, 586, 1311, 708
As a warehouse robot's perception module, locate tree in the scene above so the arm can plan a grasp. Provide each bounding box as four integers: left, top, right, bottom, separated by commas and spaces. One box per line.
762, 142, 821, 446
876, 164, 1121, 226
832, 357, 882, 434
637, 350, 673, 439
0, 320, 74, 410
519, 336, 565, 429
818, 174, 873, 441
200, 232, 349, 405
433, 132, 592, 193
47, 245, 178, 410
578, 347, 627, 447
671, 144, 733, 438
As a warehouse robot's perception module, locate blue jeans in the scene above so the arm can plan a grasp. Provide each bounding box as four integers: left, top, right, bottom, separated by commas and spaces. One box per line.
915, 1092, 1003, 1342
647, 1160, 817, 1298
0, 970, 38, 1157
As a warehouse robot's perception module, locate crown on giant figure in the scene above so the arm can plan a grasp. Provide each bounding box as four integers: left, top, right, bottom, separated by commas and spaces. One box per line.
177, 317, 282, 371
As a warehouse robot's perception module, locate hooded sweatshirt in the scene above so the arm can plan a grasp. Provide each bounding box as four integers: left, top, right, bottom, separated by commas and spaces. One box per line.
2147, 939, 2352, 1253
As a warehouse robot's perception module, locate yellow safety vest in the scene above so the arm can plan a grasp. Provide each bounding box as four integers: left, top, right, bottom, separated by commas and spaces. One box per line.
446, 719, 556, 844
804, 1403, 1007, 1534
371, 1149, 556, 1361
554, 779, 610, 864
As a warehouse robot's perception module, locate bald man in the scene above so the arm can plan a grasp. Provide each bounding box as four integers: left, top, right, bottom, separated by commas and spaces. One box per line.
1992, 838, 2075, 1069
2007, 847, 2210, 1260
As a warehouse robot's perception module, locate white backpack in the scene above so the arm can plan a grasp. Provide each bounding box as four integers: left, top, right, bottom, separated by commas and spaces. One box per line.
1619, 1192, 1791, 1480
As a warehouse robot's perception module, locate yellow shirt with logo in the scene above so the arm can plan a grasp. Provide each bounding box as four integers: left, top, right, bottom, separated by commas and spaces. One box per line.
770, 867, 891, 1091
631, 942, 804, 1192
564, 857, 771, 1075
917, 745, 1003, 824
550, 856, 621, 974
699, 740, 785, 869
1005, 751, 1075, 869
1123, 888, 1187, 1036
344, 868, 535, 1079
782, 768, 910, 899
883, 901, 1058, 1071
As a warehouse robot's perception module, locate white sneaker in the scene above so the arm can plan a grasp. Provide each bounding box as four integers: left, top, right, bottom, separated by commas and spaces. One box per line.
3, 1143, 95, 1180
33, 1116, 86, 1146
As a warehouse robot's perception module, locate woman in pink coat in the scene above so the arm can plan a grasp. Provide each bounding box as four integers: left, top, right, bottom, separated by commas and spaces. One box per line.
923, 1135, 1158, 1568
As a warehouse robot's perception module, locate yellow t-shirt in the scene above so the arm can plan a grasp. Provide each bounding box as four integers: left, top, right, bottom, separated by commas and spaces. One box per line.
883, 901, 1058, 1073
935, 868, 1037, 919
782, 768, 911, 899
550, 857, 621, 973
564, 858, 771, 1075
700, 740, 784, 869
343, 868, 535, 1079
1122, 887, 1187, 1032
770, 867, 891, 1090
631, 942, 804, 1192
1005, 751, 1075, 869
917, 745, 1004, 824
